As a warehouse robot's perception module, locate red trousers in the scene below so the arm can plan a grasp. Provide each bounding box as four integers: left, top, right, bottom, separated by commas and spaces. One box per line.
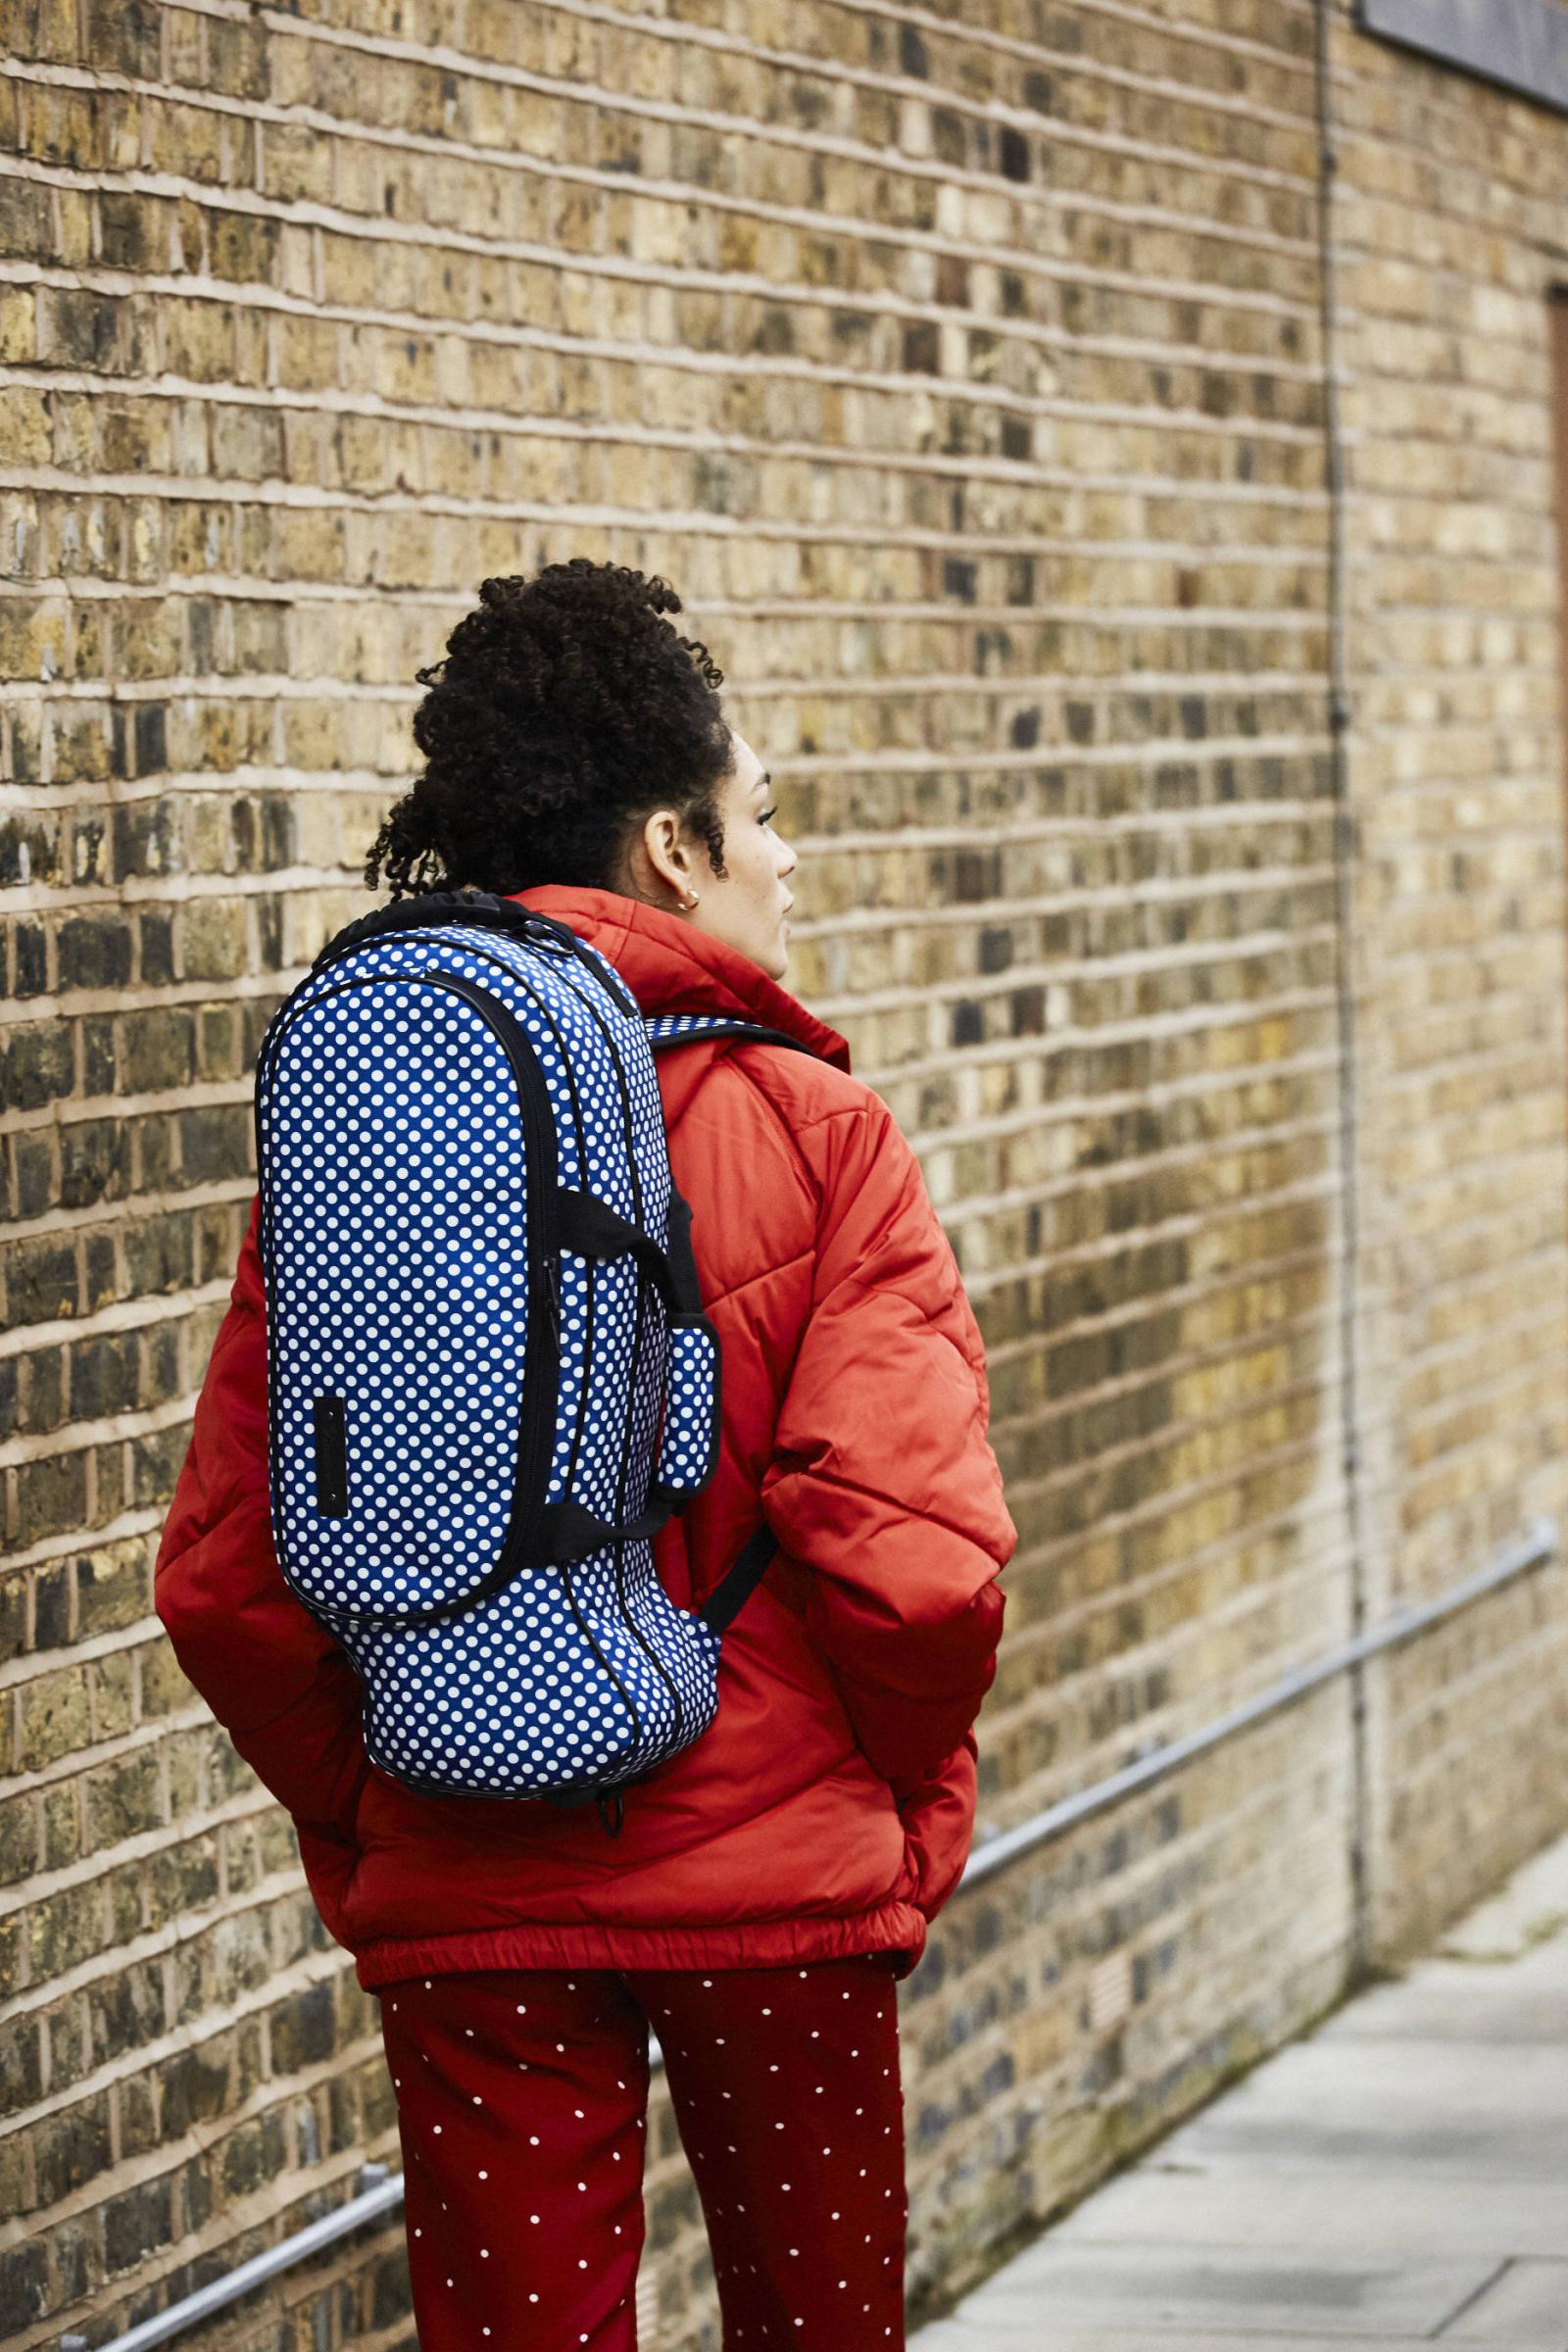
376, 1955, 908, 2350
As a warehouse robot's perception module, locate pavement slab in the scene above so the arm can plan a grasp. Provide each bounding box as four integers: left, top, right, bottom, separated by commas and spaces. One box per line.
1050, 2172, 1568, 2262
914, 1831, 1568, 2352
1439, 2259, 1568, 2342
1155, 2041, 1568, 2180
912, 2242, 1500, 2338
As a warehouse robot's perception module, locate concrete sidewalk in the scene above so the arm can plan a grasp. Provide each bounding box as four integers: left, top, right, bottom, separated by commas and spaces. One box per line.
915, 1835, 1568, 2350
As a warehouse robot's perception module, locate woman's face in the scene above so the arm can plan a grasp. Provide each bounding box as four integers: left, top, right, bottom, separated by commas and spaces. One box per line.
623, 729, 799, 980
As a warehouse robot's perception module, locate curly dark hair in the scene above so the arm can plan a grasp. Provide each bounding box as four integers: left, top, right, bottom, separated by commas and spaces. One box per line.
364, 560, 736, 900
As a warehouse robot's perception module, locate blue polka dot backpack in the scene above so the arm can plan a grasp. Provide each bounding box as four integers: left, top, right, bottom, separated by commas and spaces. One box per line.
253, 887, 820, 1836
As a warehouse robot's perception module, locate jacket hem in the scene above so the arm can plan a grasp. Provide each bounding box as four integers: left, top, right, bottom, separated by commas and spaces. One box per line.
351, 1898, 930, 1990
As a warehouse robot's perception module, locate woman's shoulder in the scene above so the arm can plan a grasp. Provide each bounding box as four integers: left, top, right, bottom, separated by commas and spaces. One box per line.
715, 1035, 895, 1155
710, 1040, 920, 1228
729, 1034, 871, 1109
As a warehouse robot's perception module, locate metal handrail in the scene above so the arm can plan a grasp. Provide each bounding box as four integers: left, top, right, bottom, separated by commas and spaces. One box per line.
960, 1516, 1558, 1886
64, 1514, 1557, 2352
57, 2171, 407, 2352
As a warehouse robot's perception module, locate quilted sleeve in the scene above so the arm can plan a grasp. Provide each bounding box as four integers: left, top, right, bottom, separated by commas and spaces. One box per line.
154, 1196, 369, 1868
758, 1095, 1016, 1789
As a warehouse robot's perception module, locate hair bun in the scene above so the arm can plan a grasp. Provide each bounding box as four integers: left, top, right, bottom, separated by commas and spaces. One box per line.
362, 560, 734, 902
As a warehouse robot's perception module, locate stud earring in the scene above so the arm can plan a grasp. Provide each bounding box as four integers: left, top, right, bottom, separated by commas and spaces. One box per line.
682, 890, 700, 909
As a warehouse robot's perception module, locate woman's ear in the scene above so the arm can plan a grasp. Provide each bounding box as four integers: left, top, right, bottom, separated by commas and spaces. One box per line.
625, 805, 692, 906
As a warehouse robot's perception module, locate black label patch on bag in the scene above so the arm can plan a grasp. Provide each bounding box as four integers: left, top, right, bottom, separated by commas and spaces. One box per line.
313, 1394, 349, 1517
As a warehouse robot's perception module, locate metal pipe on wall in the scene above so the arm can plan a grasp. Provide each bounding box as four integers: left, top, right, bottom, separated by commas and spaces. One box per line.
1311, 0, 1379, 1981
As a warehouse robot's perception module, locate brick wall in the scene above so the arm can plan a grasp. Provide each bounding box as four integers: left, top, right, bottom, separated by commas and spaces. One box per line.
1325, 0, 1568, 1955
1, 0, 1565, 2345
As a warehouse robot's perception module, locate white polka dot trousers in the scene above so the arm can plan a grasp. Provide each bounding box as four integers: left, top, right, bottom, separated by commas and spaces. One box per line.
377, 1955, 908, 2348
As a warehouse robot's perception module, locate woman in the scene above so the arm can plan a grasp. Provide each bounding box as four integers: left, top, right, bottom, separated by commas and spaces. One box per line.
155, 560, 1016, 2351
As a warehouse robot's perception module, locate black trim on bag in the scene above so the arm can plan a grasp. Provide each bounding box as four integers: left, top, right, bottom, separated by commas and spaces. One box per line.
647, 1188, 723, 1496
312, 1395, 349, 1517
643, 1019, 812, 1632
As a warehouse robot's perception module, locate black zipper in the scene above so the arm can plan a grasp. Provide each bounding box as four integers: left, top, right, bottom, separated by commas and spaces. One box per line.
425, 974, 560, 1559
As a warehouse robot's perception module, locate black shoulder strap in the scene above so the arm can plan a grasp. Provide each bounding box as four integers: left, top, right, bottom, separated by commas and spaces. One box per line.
645, 1016, 823, 1060
698, 1517, 779, 1635
644, 1015, 812, 1634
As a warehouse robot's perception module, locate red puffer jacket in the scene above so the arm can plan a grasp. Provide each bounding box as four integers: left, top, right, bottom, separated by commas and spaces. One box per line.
155, 886, 1016, 1987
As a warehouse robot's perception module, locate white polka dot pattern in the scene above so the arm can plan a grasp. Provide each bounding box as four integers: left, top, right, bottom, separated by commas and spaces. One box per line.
253, 914, 780, 1803
656, 1318, 722, 1492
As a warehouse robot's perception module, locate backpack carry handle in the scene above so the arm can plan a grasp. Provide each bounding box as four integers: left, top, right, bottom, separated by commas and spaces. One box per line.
557, 1187, 684, 1313
311, 886, 529, 968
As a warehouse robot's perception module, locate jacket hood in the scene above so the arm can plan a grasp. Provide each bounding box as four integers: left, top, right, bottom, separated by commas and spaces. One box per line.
507, 884, 852, 1074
